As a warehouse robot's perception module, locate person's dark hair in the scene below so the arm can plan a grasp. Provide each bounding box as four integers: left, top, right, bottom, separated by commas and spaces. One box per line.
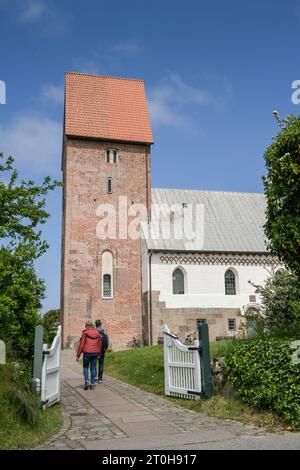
95, 319, 102, 327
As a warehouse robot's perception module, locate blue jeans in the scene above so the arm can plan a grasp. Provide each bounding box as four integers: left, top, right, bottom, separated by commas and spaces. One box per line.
83, 353, 98, 385
97, 355, 105, 381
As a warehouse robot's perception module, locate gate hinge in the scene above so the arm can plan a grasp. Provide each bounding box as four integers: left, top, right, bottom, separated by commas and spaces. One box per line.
187, 390, 203, 396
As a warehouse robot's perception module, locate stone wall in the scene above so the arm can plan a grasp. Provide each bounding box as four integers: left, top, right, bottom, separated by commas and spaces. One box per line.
143, 291, 243, 344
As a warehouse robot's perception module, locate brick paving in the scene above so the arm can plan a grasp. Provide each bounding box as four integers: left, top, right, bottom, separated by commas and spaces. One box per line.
36, 351, 270, 450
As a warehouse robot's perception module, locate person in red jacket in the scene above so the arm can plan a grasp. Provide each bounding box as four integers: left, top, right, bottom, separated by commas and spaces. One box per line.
76, 321, 102, 390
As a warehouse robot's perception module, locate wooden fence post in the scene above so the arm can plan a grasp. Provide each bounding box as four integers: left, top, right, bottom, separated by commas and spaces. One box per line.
33, 325, 43, 380
197, 322, 214, 398
0, 340, 6, 364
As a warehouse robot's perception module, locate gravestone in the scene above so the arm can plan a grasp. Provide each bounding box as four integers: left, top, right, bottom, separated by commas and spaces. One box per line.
0, 340, 6, 364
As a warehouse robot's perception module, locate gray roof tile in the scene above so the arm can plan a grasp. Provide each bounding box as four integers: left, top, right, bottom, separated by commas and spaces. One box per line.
141, 188, 268, 253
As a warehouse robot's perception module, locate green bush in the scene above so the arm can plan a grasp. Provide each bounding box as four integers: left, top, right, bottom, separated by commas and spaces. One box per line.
42, 309, 60, 346
0, 362, 40, 426
0, 361, 62, 449
225, 338, 300, 428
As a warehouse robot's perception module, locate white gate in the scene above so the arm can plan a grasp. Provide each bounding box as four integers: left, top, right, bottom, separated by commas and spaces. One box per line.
163, 325, 202, 399
41, 325, 61, 408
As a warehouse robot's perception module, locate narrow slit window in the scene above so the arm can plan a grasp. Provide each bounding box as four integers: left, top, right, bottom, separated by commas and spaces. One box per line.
107, 177, 112, 193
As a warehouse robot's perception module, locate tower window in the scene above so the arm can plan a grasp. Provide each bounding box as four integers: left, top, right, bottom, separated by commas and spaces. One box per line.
106, 149, 119, 164
225, 269, 236, 295
103, 274, 112, 298
107, 177, 112, 193
102, 251, 113, 298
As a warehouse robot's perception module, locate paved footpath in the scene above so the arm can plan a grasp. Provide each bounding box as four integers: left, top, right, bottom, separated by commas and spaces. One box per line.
36, 351, 299, 450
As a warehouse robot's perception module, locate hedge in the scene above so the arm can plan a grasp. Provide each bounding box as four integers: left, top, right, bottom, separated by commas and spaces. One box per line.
225, 338, 300, 428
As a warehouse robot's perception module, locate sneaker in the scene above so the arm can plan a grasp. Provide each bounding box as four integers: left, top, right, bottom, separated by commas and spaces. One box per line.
84, 383, 89, 390
90, 384, 95, 390
98, 379, 102, 383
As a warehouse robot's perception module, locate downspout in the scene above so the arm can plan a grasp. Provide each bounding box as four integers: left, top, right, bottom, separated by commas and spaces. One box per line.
149, 251, 153, 346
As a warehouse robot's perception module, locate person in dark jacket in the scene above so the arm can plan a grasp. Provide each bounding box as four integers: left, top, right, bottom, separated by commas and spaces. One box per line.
95, 320, 109, 383
76, 321, 102, 390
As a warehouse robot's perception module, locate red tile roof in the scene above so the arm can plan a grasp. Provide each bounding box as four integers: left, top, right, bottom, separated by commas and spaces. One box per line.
64, 72, 153, 144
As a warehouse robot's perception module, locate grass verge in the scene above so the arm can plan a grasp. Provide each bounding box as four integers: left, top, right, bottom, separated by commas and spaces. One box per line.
105, 345, 287, 432
0, 363, 63, 449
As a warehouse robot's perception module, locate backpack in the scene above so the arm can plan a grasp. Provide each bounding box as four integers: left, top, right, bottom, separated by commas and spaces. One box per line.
100, 329, 109, 352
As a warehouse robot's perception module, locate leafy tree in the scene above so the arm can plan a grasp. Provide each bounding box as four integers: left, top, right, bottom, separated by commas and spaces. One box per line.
0, 153, 60, 358
42, 309, 60, 346
263, 112, 300, 276
250, 270, 300, 338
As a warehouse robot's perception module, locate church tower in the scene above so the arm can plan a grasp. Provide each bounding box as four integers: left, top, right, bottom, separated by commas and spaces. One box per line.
61, 72, 153, 349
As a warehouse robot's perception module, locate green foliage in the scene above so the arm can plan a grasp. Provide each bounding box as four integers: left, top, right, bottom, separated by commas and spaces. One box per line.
210, 339, 236, 359
0, 153, 60, 358
263, 113, 300, 276
250, 270, 300, 338
43, 309, 60, 346
0, 362, 62, 449
0, 362, 40, 426
225, 338, 300, 429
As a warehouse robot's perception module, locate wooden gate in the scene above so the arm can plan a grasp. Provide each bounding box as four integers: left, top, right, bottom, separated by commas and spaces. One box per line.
163, 325, 202, 399
41, 325, 61, 408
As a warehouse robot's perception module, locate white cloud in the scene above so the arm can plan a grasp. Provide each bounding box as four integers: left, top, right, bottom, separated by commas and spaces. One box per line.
110, 40, 141, 56
0, 0, 70, 36
40, 83, 64, 105
148, 74, 211, 129
18, 0, 48, 24
0, 115, 61, 177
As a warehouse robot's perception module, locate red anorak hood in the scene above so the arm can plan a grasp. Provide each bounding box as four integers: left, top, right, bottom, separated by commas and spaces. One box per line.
82, 327, 100, 339
76, 327, 102, 357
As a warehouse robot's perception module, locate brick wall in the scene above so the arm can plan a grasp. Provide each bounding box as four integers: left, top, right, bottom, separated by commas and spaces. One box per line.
61, 138, 151, 350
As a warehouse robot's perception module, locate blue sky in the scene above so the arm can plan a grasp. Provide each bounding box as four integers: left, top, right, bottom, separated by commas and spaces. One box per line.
0, 0, 299, 312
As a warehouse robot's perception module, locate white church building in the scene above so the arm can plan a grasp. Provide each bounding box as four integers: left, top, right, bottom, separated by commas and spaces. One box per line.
140, 188, 279, 344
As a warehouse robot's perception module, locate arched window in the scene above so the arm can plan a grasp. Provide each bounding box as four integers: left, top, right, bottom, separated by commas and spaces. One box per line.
107, 177, 112, 193
173, 268, 185, 295
106, 149, 118, 163
225, 269, 236, 295
102, 251, 113, 298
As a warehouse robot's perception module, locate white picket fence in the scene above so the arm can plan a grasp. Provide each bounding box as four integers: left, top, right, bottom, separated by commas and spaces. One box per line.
41, 325, 61, 408
163, 325, 202, 399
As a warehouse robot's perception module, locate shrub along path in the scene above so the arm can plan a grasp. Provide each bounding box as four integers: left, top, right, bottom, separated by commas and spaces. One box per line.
36, 350, 275, 450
